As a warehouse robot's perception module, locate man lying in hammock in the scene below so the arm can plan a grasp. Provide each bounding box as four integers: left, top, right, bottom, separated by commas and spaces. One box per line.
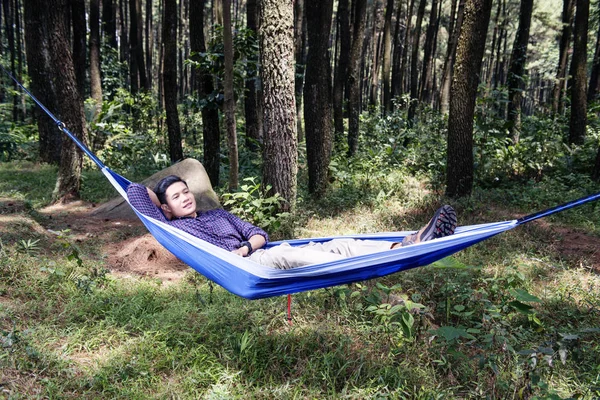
127, 175, 457, 270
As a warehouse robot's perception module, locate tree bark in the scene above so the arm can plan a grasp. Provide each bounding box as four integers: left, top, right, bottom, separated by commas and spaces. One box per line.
486, 0, 502, 87
102, 0, 118, 48
552, 0, 574, 115
333, 0, 350, 143
446, 0, 493, 198
90, 0, 103, 106
47, 0, 88, 202
145, 0, 153, 90
304, 0, 334, 196
163, 0, 183, 162
407, 0, 426, 122
368, 0, 383, 107
190, 0, 221, 186
244, 0, 261, 148
439, 0, 464, 114
347, 0, 368, 157
390, 0, 405, 102
569, 0, 589, 145
24, 0, 62, 164
588, 1, 600, 102
223, 0, 238, 190
260, 0, 297, 211
593, 146, 600, 181
506, 0, 533, 142
420, 0, 439, 105
119, 0, 129, 64
294, 0, 306, 142
129, 0, 147, 92
381, 0, 394, 113
14, 0, 25, 120
70, 0, 86, 99
3, 0, 17, 120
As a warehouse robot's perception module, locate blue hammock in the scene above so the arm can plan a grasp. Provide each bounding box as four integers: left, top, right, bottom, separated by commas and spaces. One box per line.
7, 70, 600, 299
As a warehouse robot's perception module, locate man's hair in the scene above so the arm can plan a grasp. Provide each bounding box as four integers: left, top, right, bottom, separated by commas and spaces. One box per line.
154, 175, 188, 205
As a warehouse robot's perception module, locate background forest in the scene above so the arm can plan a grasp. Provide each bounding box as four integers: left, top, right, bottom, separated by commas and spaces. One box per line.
1, 0, 600, 398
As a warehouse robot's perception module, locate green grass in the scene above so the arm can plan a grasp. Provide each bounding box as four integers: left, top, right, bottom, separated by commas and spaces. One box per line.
1, 161, 600, 399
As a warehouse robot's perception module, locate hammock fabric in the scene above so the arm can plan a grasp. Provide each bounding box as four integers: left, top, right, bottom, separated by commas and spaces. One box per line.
6, 69, 600, 299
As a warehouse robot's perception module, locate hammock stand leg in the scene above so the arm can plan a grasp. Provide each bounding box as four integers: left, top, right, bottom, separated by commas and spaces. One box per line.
287, 294, 292, 325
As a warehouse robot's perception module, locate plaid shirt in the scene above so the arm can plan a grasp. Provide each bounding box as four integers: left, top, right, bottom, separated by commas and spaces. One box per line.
126, 183, 269, 252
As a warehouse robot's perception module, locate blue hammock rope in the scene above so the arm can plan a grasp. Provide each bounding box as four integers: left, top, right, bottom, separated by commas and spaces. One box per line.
5, 68, 600, 299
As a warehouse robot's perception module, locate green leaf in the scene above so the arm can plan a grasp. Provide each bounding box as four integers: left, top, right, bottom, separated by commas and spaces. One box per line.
433, 326, 475, 341
510, 288, 541, 303
509, 300, 534, 314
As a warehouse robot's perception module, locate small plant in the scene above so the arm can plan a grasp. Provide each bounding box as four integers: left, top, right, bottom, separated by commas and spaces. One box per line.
221, 177, 290, 232
16, 238, 41, 255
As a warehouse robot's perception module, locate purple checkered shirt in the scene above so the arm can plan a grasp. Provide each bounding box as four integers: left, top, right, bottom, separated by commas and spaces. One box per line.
126, 183, 269, 252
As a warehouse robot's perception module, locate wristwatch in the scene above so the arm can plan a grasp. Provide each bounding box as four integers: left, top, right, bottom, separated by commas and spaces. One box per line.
240, 240, 253, 253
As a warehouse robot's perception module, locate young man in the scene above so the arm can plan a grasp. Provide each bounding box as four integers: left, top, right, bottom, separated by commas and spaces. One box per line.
127, 175, 457, 269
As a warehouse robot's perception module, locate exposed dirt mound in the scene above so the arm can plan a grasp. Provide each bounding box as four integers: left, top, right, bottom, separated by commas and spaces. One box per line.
107, 234, 188, 283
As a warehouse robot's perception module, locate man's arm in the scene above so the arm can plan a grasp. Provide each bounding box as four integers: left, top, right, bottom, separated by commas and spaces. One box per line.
126, 183, 169, 222
231, 234, 266, 257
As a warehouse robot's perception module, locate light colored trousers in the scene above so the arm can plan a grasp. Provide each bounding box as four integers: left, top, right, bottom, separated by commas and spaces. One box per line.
248, 238, 394, 269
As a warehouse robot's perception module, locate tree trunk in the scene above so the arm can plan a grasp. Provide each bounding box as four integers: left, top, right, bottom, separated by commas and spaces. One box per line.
420, 0, 439, 105
407, 0, 426, 122
304, 0, 333, 196
569, 0, 589, 145
592, 146, 600, 181
70, 0, 86, 99
163, 0, 183, 162
333, 0, 350, 143
446, 0, 493, 198
145, 0, 153, 90
90, 0, 103, 106
102, 0, 118, 48
439, 0, 464, 114
381, 0, 394, 113
347, 0, 368, 157
3, 0, 17, 120
119, 0, 129, 64
506, 0, 533, 142
128, 0, 138, 92
552, 0, 574, 115
24, 0, 62, 164
46, 0, 87, 202
390, 0, 405, 103
588, 1, 600, 102
223, 0, 238, 190
15, 0, 25, 120
486, 0, 502, 87
294, 0, 306, 142
368, 0, 383, 107
244, 0, 261, 148
129, 0, 147, 92
190, 0, 220, 186
260, 0, 297, 211
213, 0, 223, 25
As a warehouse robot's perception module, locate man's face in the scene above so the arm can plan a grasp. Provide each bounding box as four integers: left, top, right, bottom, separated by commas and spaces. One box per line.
162, 181, 197, 218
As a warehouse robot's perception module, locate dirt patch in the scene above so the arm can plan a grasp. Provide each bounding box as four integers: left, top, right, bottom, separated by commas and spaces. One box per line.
32, 200, 189, 284
106, 234, 188, 283
0, 198, 28, 214
547, 226, 600, 271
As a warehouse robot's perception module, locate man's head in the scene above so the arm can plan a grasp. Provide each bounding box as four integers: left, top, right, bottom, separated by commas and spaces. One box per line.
154, 175, 197, 219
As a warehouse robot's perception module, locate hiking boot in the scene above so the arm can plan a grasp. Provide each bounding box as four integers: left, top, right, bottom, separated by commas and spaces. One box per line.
401, 205, 457, 246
